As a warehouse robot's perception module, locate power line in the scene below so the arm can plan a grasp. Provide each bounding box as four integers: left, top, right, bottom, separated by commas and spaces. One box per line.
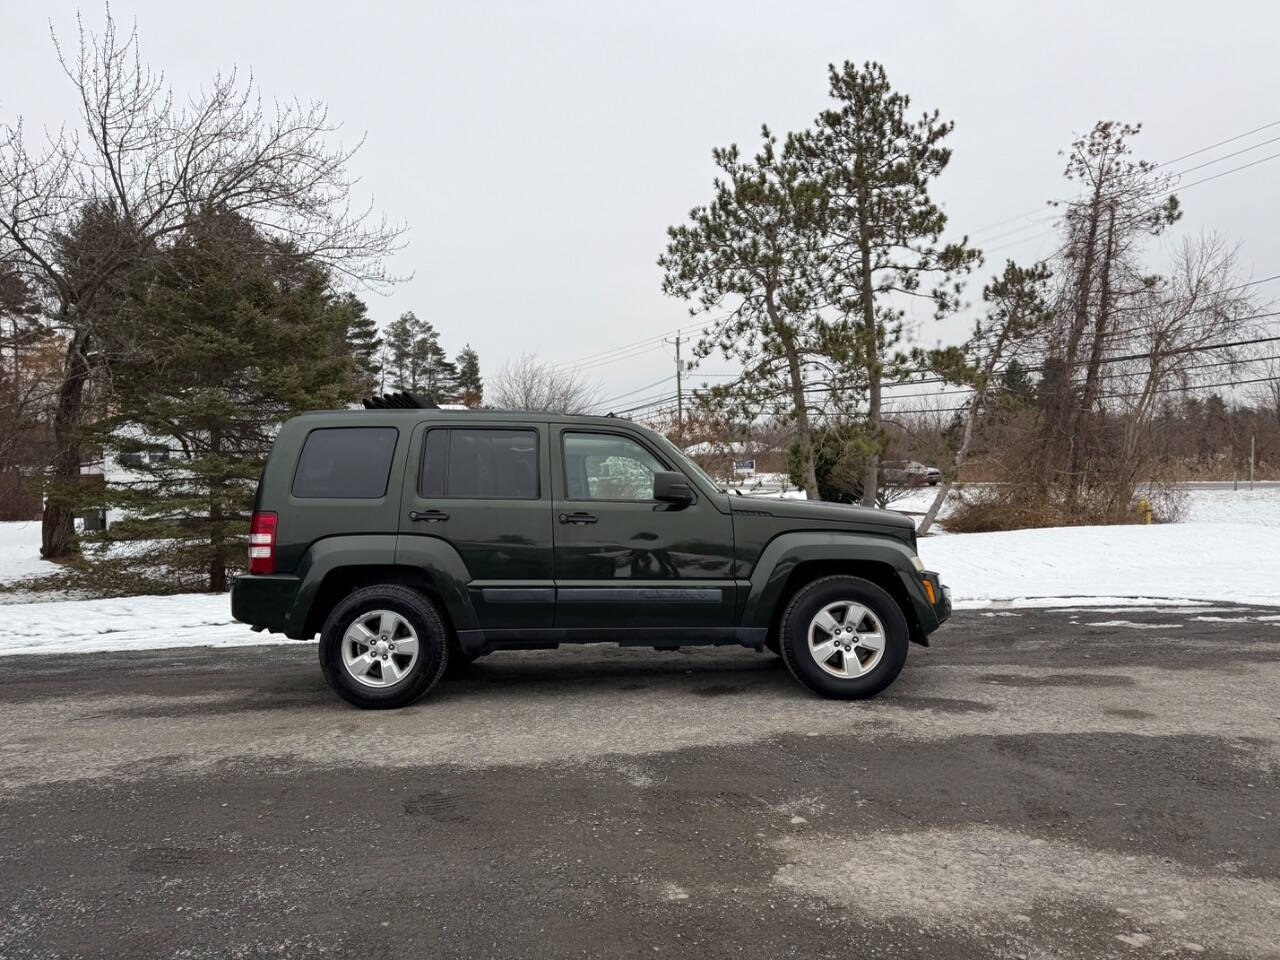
969, 117, 1280, 242
984, 148, 1280, 258
595, 374, 675, 410
1161, 118, 1280, 166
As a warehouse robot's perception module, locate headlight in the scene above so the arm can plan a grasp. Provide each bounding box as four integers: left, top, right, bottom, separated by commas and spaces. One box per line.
910, 555, 926, 573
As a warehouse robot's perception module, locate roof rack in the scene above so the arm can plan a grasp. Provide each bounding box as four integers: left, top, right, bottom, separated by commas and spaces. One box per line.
362, 391, 438, 410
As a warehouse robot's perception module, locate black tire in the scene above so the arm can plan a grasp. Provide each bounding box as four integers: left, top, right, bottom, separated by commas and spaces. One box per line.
319, 584, 449, 709
778, 575, 908, 699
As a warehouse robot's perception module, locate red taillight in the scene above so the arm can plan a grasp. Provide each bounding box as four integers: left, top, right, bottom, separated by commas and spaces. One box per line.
248, 511, 277, 574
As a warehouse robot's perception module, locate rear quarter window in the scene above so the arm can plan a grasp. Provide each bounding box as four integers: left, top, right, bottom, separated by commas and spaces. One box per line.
291, 427, 399, 499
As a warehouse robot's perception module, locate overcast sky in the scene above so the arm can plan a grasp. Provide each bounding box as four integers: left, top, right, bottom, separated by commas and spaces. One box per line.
5, 0, 1279, 412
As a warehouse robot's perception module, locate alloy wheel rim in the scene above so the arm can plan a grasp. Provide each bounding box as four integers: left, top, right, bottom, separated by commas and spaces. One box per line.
806, 600, 886, 679
341, 609, 420, 688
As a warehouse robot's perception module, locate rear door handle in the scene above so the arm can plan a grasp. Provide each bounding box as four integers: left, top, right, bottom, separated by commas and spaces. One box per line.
558, 511, 598, 525
409, 509, 449, 523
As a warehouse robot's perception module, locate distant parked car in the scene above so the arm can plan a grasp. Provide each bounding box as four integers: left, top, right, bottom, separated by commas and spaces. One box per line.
882, 460, 942, 487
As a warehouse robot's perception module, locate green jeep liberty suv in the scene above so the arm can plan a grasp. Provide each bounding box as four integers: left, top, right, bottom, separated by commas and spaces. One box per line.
231, 400, 950, 708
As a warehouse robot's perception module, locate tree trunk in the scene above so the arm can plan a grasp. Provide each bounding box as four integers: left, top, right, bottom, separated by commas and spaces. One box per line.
918, 330, 1009, 536
1069, 206, 1117, 491
920, 385, 983, 537
1041, 191, 1102, 491
208, 425, 226, 592
41, 330, 91, 559
857, 186, 880, 508
766, 297, 818, 500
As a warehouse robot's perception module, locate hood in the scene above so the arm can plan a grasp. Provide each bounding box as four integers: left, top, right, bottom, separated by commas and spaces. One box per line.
730, 496, 916, 541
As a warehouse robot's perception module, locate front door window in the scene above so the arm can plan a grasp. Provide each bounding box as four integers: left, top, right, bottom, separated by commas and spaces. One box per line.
562, 432, 665, 501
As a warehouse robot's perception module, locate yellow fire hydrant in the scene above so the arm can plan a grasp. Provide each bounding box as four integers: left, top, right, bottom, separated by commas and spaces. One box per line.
1137, 498, 1153, 525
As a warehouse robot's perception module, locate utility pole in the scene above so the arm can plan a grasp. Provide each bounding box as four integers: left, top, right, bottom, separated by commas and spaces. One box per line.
665, 331, 683, 440
1250, 433, 1255, 490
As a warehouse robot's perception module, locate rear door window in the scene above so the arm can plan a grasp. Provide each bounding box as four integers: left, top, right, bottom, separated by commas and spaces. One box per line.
418, 428, 539, 499
292, 427, 398, 499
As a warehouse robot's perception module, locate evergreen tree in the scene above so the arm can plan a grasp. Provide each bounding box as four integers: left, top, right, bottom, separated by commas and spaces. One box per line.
338, 293, 381, 394
803, 61, 980, 505
412, 319, 459, 405
97, 210, 366, 591
381, 310, 458, 403
659, 128, 841, 500
384, 311, 419, 391
456, 345, 483, 407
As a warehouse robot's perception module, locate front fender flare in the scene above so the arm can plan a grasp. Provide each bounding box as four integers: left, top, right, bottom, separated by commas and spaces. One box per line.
740, 531, 940, 639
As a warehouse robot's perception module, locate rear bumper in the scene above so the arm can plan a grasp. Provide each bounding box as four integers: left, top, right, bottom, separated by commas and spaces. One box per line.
230, 574, 301, 636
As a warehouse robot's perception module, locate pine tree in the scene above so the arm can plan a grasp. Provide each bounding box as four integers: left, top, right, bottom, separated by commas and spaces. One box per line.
338, 293, 381, 395
96, 210, 367, 591
456, 345, 482, 407
659, 128, 840, 500
803, 61, 980, 505
384, 311, 419, 391
412, 319, 459, 405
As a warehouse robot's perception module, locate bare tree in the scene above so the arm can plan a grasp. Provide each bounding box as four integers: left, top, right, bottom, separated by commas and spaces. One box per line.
1104, 233, 1259, 507
0, 11, 404, 557
490, 354, 601, 414
1039, 121, 1179, 493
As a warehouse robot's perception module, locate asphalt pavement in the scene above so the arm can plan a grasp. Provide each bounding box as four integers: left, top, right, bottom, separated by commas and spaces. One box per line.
1, 606, 1277, 959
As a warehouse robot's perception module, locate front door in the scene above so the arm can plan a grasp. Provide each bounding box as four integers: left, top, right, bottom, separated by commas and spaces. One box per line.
551, 425, 736, 631
399, 421, 554, 629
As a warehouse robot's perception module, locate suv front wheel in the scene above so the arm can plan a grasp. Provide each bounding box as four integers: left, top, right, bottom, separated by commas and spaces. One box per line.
319, 585, 450, 709
778, 575, 908, 699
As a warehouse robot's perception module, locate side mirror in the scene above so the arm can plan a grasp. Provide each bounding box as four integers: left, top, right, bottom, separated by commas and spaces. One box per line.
653, 471, 695, 505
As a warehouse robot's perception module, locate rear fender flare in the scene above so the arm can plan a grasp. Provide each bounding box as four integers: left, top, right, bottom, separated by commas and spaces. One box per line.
285, 534, 478, 636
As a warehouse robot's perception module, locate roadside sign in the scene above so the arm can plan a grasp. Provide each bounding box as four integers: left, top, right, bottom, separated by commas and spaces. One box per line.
733, 459, 756, 476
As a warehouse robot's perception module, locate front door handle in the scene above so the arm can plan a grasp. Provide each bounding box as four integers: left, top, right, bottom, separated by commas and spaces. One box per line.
409, 509, 449, 523
558, 511, 598, 525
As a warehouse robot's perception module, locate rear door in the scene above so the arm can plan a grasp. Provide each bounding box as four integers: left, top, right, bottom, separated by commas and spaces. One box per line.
399, 421, 554, 628
550, 425, 736, 631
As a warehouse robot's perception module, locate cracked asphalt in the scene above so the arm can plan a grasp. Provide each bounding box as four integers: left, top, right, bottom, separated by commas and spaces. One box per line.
0, 606, 1277, 959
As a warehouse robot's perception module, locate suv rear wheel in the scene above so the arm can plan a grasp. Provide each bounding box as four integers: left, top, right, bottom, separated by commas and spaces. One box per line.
319, 585, 449, 709
778, 575, 908, 699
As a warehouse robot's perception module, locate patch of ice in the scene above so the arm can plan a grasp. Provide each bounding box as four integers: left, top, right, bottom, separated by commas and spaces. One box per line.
1081, 620, 1182, 629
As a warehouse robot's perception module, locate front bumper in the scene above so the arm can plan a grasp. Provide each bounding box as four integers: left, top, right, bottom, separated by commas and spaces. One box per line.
897, 568, 951, 644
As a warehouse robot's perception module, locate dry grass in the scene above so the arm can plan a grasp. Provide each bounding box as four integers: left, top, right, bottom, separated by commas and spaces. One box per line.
944, 484, 1185, 534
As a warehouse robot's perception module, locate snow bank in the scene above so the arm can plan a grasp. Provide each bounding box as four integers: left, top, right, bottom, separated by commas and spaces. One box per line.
920, 522, 1280, 608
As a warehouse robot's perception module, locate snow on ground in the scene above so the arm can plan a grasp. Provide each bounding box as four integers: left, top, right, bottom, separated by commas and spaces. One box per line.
920, 523, 1280, 608
0, 482, 1278, 656
0, 593, 306, 657
1182, 485, 1280, 526
0, 521, 58, 585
